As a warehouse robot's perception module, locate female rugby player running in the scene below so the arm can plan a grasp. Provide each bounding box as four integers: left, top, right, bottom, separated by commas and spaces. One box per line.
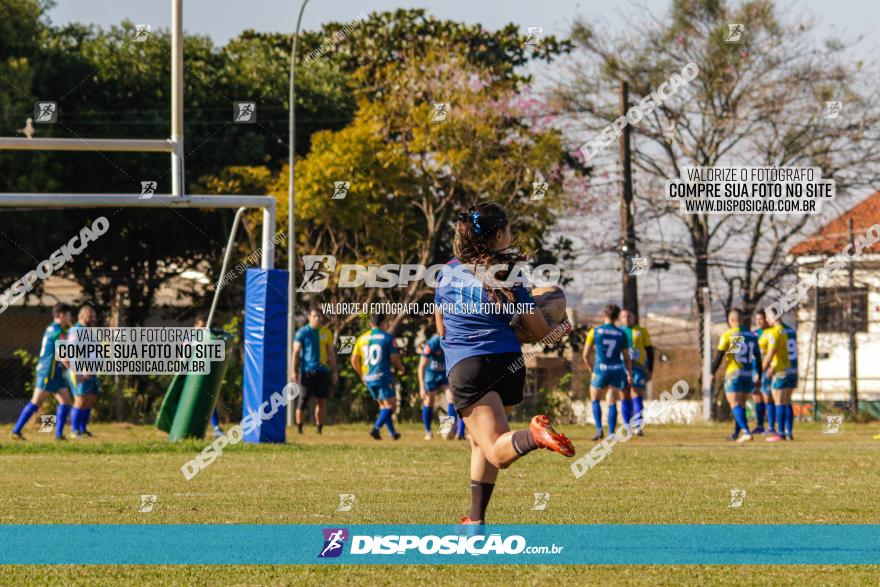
435, 202, 574, 525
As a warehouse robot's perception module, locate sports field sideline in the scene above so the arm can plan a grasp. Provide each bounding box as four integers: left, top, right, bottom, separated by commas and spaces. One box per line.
2, 422, 878, 585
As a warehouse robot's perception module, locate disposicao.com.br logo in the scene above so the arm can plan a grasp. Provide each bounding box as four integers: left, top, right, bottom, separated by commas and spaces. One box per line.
317, 527, 563, 558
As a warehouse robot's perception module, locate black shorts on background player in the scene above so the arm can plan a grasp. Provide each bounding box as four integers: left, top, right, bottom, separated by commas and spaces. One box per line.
448, 352, 525, 412
300, 370, 331, 399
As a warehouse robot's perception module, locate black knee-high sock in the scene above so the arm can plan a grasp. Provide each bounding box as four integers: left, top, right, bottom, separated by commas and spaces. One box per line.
511, 429, 538, 456
469, 480, 495, 521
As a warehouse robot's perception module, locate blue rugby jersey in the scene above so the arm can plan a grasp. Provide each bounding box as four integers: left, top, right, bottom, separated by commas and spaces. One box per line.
435, 258, 534, 374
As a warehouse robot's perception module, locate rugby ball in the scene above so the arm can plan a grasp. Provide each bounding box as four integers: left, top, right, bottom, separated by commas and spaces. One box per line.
514, 286, 568, 344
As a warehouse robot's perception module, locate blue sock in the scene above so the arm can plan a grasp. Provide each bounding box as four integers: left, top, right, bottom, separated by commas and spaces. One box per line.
732, 405, 749, 434
13, 402, 38, 435
621, 398, 633, 429
591, 400, 602, 432
422, 406, 432, 432
766, 400, 776, 432
608, 404, 618, 433
210, 408, 220, 428
633, 396, 644, 419
81, 408, 92, 432
383, 408, 397, 435
785, 405, 794, 437
456, 416, 465, 437
55, 404, 71, 438
733, 421, 741, 436
70, 407, 83, 433
373, 408, 388, 431
755, 402, 766, 428
775, 405, 785, 434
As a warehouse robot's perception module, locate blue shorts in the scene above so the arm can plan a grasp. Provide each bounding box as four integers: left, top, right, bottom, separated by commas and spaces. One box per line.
367, 382, 396, 401
724, 374, 754, 393
591, 368, 625, 390
35, 367, 69, 393
425, 372, 448, 392
772, 372, 798, 390
630, 366, 647, 390
73, 376, 100, 396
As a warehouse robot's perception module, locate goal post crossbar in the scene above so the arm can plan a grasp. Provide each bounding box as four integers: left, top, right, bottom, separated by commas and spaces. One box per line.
0, 193, 277, 270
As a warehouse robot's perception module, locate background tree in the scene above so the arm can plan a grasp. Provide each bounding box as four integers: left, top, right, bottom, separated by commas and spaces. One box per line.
555, 0, 880, 401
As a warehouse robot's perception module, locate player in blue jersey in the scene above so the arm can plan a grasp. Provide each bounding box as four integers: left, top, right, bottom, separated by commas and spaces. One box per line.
352, 314, 405, 440
583, 304, 634, 440
11, 303, 74, 440
751, 309, 775, 435
292, 307, 338, 435
67, 304, 100, 438
436, 202, 574, 525
710, 309, 762, 443
418, 332, 464, 440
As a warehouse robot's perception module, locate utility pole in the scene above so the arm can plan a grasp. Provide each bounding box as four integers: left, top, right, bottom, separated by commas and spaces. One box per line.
619, 81, 638, 315
701, 287, 712, 421
847, 219, 858, 415
812, 289, 819, 422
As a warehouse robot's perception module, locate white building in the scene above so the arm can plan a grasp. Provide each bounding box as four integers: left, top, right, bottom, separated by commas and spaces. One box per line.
789, 191, 880, 407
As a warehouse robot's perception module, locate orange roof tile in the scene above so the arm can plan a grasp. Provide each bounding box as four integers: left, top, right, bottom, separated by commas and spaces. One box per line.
790, 191, 880, 255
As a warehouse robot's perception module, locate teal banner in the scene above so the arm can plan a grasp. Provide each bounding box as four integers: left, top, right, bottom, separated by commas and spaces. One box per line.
1, 525, 879, 565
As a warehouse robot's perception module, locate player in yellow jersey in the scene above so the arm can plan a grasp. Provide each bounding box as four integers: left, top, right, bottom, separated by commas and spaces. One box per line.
710, 309, 761, 443
762, 311, 796, 442
752, 309, 776, 435
620, 309, 653, 436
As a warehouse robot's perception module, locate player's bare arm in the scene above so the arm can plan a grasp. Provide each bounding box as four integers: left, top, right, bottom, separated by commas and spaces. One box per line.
290, 340, 302, 382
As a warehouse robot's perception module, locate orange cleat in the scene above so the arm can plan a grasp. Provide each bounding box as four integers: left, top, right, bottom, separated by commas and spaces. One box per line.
529, 415, 575, 457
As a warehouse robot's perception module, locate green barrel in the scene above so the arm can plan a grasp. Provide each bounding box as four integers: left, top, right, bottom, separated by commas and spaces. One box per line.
156, 329, 232, 441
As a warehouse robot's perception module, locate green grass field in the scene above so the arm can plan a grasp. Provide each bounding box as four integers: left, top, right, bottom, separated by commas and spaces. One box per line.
1, 420, 879, 585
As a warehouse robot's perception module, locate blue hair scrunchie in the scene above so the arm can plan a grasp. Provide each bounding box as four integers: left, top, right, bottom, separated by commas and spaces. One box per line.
470, 210, 482, 234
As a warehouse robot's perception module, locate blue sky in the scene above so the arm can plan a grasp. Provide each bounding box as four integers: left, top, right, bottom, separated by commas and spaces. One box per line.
49, 0, 879, 52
